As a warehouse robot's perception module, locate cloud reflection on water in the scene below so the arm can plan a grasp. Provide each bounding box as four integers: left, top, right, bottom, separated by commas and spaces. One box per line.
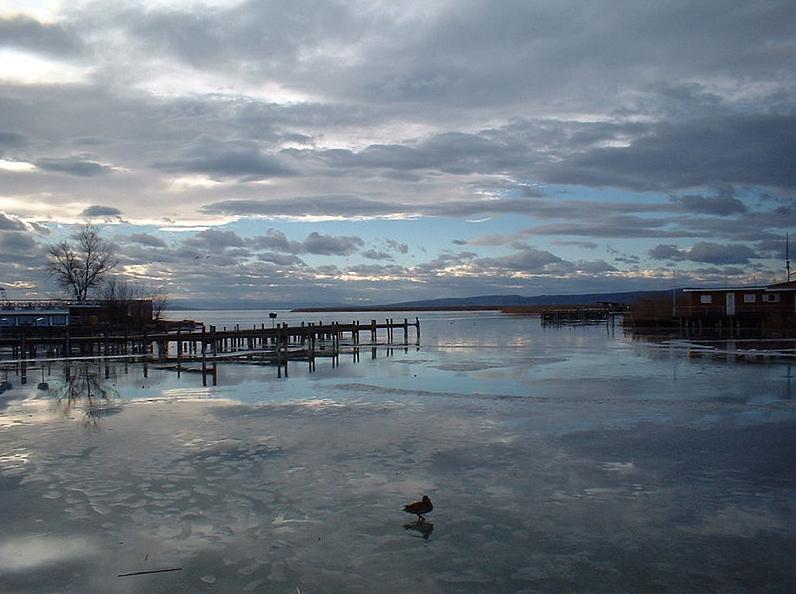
0, 313, 794, 592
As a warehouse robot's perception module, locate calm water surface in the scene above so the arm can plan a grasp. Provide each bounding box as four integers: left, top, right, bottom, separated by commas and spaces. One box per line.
0, 311, 794, 593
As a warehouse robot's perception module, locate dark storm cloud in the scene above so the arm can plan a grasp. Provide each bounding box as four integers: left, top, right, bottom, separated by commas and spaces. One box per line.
0, 15, 82, 56
36, 158, 113, 177
649, 242, 759, 265
81, 205, 122, 217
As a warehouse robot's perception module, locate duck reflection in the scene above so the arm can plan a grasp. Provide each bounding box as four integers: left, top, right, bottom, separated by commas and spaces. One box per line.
403, 519, 434, 540
54, 362, 122, 426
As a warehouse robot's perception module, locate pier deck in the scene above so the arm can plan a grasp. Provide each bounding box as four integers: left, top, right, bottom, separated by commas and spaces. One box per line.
0, 317, 421, 363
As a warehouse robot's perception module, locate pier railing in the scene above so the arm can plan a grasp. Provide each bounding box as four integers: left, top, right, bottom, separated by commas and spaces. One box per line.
0, 317, 421, 364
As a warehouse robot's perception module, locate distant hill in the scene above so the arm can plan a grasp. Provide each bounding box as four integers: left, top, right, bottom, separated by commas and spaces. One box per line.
166, 299, 327, 311
167, 290, 681, 312
291, 289, 681, 312
379, 289, 678, 309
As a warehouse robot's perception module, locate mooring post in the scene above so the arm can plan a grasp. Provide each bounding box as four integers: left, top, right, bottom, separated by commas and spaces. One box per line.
176, 330, 183, 369
371, 319, 377, 343
403, 318, 408, 344
415, 317, 421, 345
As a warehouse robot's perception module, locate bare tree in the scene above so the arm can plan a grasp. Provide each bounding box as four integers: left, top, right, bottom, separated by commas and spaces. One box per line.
102, 277, 169, 320
151, 286, 169, 320
48, 224, 117, 301
100, 277, 144, 301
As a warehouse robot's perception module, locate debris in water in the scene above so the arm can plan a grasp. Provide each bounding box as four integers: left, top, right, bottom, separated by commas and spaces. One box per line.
117, 567, 183, 577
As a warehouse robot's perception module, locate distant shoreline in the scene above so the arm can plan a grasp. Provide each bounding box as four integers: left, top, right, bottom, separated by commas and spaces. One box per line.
291, 305, 505, 312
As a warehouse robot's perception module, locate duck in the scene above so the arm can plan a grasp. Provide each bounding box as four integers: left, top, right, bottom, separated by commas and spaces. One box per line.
403, 495, 433, 521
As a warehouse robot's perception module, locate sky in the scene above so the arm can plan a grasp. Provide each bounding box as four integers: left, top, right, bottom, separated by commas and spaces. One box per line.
0, 0, 794, 305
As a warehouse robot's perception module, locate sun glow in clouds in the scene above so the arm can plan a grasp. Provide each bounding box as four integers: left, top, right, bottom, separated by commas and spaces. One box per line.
0, 49, 91, 85
0, 1, 63, 22
0, 160, 36, 172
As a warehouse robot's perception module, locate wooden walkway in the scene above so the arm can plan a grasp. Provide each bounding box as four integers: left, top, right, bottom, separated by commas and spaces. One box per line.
0, 317, 421, 366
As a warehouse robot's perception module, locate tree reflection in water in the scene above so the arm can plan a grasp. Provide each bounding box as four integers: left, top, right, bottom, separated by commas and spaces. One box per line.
54, 362, 122, 427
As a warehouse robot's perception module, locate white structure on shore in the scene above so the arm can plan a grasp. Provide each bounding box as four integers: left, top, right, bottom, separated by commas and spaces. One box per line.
0, 301, 70, 327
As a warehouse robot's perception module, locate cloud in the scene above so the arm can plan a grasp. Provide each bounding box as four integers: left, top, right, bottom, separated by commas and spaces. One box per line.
0, 16, 82, 56
126, 233, 167, 248
0, 231, 39, 260
361, 249, 393, 261
81, 205, 122, 218
575, 259, 617, 274
552, 240, 598, 249
649, 242, 759, 265
248, 229, 367, 256
469, 244, 567, 275
249, 229, 304, 254
182, 228, 245, 250
201, 195, 408, 219
154, 137, 293, 181
0, 130, 27, 153
385, 239, 409, 254
524, 215, 698, 239
0, 213, 26, 231
0, 1, 793, 300
302, 232, 363, 256
257, 252, 305, 266
542, 114, 796, 191
36, 158, 113, 177
675, 191, 747, 216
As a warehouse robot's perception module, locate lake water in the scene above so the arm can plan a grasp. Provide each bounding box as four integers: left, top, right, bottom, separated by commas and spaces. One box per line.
0, 311, 794, 593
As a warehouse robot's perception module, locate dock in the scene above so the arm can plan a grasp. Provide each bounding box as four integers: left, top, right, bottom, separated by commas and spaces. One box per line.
0, 317, 421, 370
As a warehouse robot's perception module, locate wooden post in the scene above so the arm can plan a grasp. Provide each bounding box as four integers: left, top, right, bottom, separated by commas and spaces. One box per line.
177, 330, 182, 364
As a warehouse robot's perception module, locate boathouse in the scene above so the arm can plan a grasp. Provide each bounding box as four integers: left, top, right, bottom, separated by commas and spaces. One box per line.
0, 299, 153, 328
0, 302, 70, 327
681, 280, 796, 318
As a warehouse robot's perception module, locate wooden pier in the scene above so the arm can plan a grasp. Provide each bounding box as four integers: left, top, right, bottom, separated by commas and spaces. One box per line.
0, 317, 421, 366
